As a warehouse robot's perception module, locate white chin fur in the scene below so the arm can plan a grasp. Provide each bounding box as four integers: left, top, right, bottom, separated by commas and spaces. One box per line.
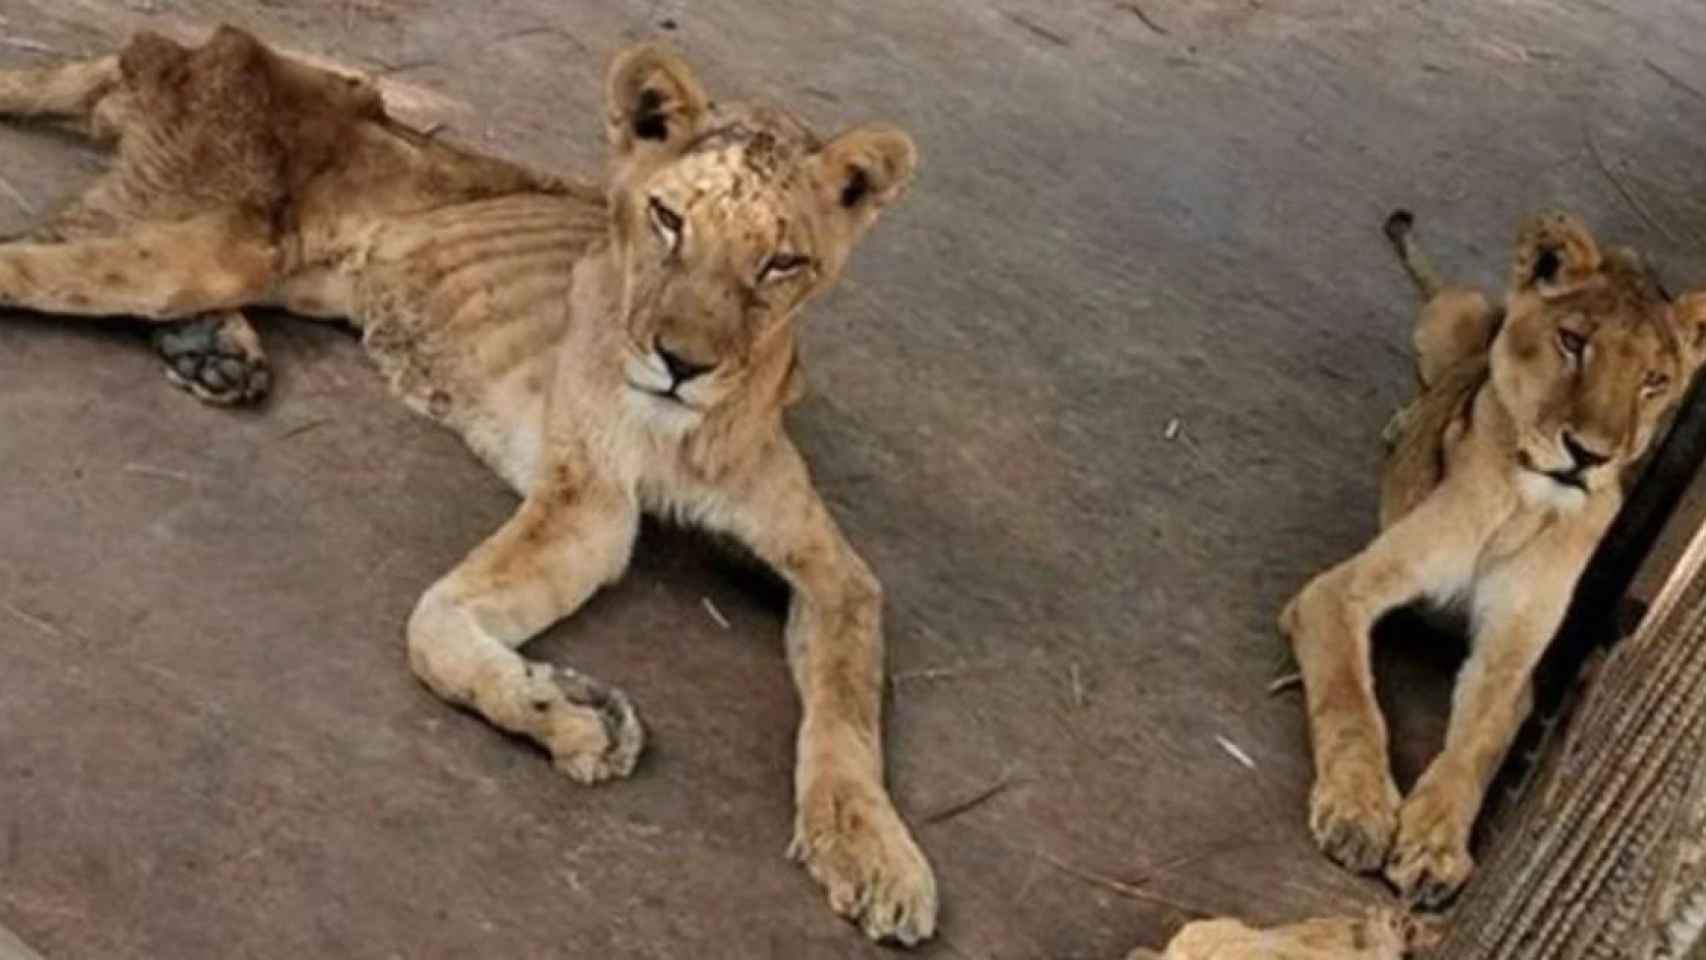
624, 387, 701, 432
1516, 469, 1588, 512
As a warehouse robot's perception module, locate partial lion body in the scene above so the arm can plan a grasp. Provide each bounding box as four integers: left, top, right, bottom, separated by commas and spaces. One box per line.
1282, 211, 1706, 906
0, 26, 936, 945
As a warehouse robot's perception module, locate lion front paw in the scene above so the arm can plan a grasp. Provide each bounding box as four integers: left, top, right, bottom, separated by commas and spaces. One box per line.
1386, 786, 1474, 907
790, 777, 938, 946
524, 665, 644, 784
1309, 760, 1400, 874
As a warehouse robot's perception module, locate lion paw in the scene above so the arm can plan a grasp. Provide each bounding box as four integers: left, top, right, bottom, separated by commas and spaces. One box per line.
1309, 761, 1400, 874
154, 311, 270, 406
524, 664, 644, 784
790, 777, 938, 946
1386, 789, 1474, 908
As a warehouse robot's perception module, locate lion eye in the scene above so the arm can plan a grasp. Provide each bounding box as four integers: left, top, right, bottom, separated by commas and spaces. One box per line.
758, 252, 812, 285
648, 197, 683, 251
1557, 328, 1588, 361
1642, 370, 1672, 396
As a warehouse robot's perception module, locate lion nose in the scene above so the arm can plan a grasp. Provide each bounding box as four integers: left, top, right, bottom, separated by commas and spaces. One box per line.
654, 337, 714, 385
1562, 431, 1611, 470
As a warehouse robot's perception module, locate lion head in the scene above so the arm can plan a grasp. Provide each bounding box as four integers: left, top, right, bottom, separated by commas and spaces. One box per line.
1492, 212, 1706, 504
596, 45, 916, 422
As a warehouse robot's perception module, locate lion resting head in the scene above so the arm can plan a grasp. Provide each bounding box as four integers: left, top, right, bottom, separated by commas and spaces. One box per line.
1492, 212, 1706, 502
597, 46, 917, 421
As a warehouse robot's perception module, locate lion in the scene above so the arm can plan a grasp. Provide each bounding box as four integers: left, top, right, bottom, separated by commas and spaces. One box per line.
1280, 210, 1706, 906
0, 26, 935, 944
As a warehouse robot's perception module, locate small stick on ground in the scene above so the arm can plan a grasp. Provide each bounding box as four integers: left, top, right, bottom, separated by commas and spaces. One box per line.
0, 170, 34, 216
1215, 735, 1256, 770
1585, 125, 1679, 244
701, 596, 730, 630
2, 600, 65, 640
1267, 671, 1302, 694
279, 419, 330, 442
892, 662, 995, 686
1646, 58, 1706, 105
1117, 2, 1170, 36
1036, 851, 1211, 918
122, 463, 198, 484
923, 771, 1023, 825
1001, 11, 1070, 48
1069, 662, 1087, 708
0, 37, 59, 56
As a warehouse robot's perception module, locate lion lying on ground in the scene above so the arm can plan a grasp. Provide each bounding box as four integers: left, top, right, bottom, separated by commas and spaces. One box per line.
1282, 211, 1706, 905
0, 26, 933, 944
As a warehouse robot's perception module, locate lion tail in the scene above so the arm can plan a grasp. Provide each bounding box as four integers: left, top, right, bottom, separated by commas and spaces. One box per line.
1383, 209, 1444, 301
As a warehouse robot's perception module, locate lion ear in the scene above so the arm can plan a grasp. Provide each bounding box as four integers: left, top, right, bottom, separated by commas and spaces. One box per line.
807, 123, 917, 234
1674, 291, 1706, 371
604, 44, 709, 161
1511, 211, 1603, 296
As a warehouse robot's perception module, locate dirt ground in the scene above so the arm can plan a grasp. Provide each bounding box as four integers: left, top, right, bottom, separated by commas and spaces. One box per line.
2, 1, 1705, 958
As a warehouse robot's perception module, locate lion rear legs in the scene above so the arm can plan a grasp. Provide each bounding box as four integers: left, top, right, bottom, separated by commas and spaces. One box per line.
1380, 211, 1499, 448
0, 214, 278, 319
407, 478, 644, 783
0, 215, 282, 402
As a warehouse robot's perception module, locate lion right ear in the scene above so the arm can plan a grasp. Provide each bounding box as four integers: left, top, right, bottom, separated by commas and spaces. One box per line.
604, 44, 709, 161
1510, 211, 1603, 297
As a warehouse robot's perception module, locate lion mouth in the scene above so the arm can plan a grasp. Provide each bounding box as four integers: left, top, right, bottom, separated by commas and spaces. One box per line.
627, 379, 694, 408
1518, 451, 1588, 492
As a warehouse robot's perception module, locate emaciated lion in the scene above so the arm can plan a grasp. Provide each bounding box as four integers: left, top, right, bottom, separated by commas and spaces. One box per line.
0, 26, 935, 944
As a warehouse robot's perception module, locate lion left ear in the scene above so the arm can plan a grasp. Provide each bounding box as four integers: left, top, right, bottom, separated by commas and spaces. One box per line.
1675, 291, 1706, 370
807, 123, 917, 234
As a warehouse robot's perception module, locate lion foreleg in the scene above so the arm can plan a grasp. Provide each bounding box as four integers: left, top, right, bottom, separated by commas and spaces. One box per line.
717, 443, 937, 946
1281, 489, 1483, 876
1385, 537, 1588, 906
407, 474, 643, 783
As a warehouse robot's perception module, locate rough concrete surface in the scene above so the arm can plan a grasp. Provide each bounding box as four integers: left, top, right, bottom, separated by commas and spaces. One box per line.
1, 1, 1704, 958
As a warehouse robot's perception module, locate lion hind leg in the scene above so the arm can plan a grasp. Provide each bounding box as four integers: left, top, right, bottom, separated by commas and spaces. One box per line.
1412, 290, 1497, 389
1383, 211, 1499, 389
152, 310, 271, 406
0, 214, 279, 319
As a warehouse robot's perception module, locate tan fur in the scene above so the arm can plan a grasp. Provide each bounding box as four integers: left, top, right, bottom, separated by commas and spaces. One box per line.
0, 27, 934, 944
1128, 910, 1419, 960
1281, 211, 1706, 906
